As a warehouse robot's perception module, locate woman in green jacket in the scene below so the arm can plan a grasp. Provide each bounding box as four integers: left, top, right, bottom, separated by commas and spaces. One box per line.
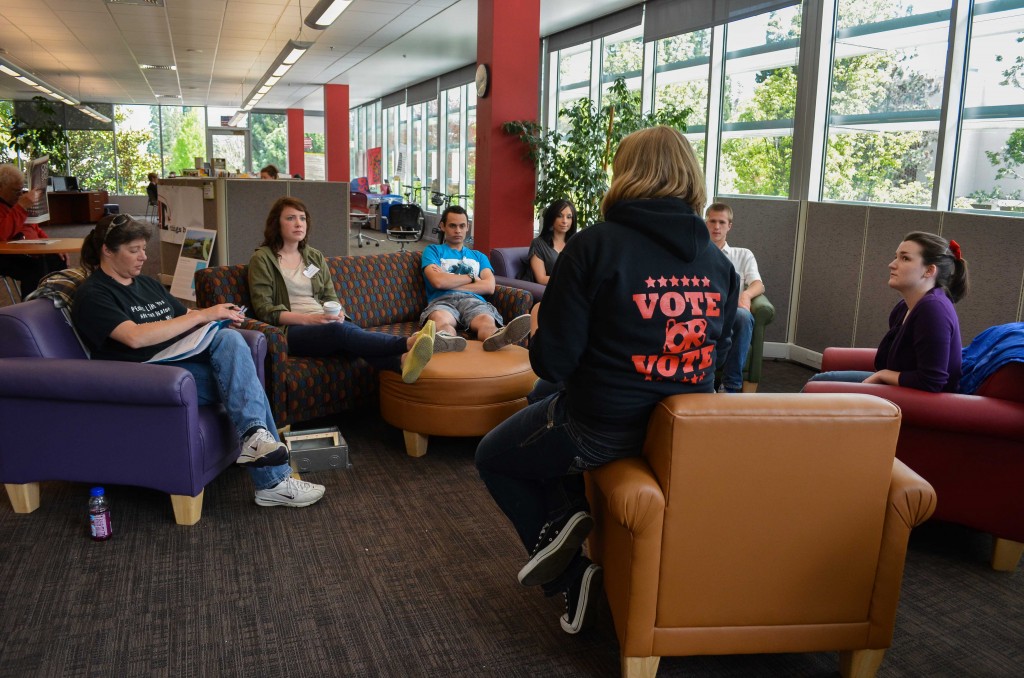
248, 196, 465, 383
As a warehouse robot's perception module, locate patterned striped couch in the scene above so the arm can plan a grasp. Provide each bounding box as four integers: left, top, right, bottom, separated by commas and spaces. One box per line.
195, 250, 534, 428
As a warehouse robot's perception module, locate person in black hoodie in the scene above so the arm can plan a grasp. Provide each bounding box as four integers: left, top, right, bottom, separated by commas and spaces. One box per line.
475, 125, 739, 635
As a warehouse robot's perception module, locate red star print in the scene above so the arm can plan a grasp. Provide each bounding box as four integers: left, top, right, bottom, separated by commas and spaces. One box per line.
645, 277, 656, 288
658, 277, 668, 287
702, 276, 710, 287
669, 276, 679, 286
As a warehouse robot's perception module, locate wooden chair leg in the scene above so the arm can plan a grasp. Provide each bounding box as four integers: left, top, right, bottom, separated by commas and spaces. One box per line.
741, 380, 759, 393
621, 655, 660, 678
5, 482, 40, 513
991, 538, 1024, 572
404, 430, 429, 457
839, 648, 886, 678
170, 491, 204, 526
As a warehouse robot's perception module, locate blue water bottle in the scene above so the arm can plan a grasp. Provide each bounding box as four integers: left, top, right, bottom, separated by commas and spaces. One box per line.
88, 487, 112, 541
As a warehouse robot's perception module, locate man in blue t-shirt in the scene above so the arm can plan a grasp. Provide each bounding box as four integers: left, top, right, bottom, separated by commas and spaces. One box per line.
420, 205, 530, 351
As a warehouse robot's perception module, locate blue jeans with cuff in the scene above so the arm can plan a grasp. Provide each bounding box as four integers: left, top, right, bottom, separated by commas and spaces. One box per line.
721, 306, 754, 392
177, 329, 291, 491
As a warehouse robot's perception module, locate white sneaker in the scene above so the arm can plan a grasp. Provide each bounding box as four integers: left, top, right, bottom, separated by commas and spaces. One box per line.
237, 428, 288, 467
483, 314, 532, 351
255, 477, 325, 507
434, 331, 467, 353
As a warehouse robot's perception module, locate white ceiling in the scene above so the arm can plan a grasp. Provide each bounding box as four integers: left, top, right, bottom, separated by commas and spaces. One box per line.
0, 0, 640, 113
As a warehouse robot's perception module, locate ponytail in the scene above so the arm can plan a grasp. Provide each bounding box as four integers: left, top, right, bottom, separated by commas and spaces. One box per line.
903, 231, 970, 303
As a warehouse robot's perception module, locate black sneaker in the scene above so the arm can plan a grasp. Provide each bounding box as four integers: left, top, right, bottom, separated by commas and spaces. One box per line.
518, 511, 594, 587
560, 557, 603, 634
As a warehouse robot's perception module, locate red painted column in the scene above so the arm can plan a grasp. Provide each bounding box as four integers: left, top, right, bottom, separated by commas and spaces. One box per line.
474, 0, 539, 252
286, 108, 305, 178
324, 84, 350, 183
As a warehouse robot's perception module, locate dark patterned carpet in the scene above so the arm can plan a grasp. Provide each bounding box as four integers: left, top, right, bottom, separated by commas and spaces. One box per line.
0, 361, 1020, 677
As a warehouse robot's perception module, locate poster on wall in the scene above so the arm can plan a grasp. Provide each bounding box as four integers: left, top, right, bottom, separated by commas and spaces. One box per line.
170, 227, 217, 301
158, 185, 205, 245
367, 147, 382, 186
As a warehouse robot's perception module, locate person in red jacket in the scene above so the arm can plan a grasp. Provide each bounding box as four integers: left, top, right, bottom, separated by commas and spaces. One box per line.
0, 163, 65, 297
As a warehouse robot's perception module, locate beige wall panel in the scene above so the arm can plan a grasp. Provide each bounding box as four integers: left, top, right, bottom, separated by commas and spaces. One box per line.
941, 212, 1024, 344
795, 202, 868, 351
722, 197, 799, 343
853, 207, 943, 347
224, 180, 286, 265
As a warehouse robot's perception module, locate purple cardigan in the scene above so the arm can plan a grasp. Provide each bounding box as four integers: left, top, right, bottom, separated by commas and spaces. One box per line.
875, 287, 962, 392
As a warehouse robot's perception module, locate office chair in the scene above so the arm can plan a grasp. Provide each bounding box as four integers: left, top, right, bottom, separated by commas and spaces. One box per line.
350, 191, 381, 248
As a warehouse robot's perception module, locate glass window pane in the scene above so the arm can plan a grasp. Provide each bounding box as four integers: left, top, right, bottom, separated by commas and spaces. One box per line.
954, 0, 1024, 210
426, 98, 439, 211
719, 6, 802, 197
557, 43, 592, 131
161, 106, 207, 175
824, 0, 951, 205
600, 26, 643, 103
655, 29, 711, 170
68, 130, 115, 192
305, 114, 325, 181
411, 102, 424, 204
466, 89, 476, 214
114, 104, 161, 194
445, 88, 462, 199
251, 113, 287, 176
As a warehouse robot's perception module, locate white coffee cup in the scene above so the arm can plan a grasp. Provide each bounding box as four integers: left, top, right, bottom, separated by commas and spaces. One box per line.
323, 301, 342, 318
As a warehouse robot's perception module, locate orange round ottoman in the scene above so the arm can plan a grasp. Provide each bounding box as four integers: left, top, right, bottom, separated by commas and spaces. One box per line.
379, 341, 537, 457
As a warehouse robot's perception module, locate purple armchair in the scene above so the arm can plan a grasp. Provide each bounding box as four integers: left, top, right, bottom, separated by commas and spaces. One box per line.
0, 299, 267, 525
490, 247, 545, 303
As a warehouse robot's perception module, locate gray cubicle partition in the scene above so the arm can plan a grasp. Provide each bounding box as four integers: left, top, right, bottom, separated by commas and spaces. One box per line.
797, 203, 1023, 354
157, 177, 349, 285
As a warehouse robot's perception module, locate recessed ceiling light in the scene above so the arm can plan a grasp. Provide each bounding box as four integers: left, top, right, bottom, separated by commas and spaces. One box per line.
140, 64, 177, 71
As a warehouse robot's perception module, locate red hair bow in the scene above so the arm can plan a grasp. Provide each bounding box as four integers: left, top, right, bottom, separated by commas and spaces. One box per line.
949, 239, 962, 261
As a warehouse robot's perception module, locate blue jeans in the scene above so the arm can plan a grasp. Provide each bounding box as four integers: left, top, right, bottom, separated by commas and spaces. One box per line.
288, 321, 407, 372
475, 392, 635, 553
177, 329, 291, 491
721, 306, 754, 392
808, 370, 873, 384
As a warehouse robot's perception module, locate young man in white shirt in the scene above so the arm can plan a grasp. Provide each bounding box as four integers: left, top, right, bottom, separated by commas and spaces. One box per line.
706, 202, 765, 393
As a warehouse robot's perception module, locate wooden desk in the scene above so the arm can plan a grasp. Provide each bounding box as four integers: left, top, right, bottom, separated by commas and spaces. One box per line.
0, 238, 84, 256
44, 191, 109, 225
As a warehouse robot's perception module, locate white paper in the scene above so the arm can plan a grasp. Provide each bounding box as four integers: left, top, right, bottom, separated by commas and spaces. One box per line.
158, 185, 205, 245
145, 319, 229, 363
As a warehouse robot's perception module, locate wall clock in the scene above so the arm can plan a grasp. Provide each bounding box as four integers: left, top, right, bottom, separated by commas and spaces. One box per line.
475, 63, 490, 98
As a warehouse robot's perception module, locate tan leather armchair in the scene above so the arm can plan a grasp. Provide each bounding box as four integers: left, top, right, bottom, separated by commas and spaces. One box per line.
586, 394, 936, 678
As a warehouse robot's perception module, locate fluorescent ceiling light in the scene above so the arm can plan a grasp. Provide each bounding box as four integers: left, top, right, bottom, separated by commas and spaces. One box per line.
304, 0, 352, 29
77, 105, 112, 124
0, 54, 80, 105
239, 39, 311, 112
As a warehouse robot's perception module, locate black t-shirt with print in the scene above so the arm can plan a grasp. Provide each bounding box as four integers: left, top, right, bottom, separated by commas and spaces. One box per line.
72, 269, 188, 362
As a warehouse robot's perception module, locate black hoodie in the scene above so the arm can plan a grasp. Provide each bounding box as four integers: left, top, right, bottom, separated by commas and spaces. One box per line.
531, 197, 739, 448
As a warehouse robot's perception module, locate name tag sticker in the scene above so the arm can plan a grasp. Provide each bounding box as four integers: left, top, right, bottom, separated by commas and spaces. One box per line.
303, 264, 320, 278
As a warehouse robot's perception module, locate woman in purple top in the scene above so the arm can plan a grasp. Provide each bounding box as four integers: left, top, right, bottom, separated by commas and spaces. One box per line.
809, 231, 970, 392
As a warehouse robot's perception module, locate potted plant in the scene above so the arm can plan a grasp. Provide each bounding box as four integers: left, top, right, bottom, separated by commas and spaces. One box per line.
503, 77, 691, 228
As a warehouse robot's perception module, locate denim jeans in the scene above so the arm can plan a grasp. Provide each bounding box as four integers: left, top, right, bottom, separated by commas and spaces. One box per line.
807, 370, 873, 384
288, 321, 407, 372
476, 392, 636, 553
721, 306, 754, 392
177, 329, 291, 490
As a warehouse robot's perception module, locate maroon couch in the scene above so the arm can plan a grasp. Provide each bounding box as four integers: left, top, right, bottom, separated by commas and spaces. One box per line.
802, 347, 1024, 571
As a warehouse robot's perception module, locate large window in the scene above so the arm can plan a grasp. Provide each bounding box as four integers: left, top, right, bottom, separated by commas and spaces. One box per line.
718, 5, 803, 197
823, 0, 950, 205
160, 106, 206, 176
954, 0, 1024, 211
600, 26, 643, 103
654, 29, 712, 165
114, 104, 160, 194
554, 43, 592, 131
250, 112, 287, 175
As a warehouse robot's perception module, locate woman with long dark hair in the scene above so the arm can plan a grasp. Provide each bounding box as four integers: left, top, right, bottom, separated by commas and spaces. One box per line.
809, 231, 969, 393
521, 199, 577, 285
